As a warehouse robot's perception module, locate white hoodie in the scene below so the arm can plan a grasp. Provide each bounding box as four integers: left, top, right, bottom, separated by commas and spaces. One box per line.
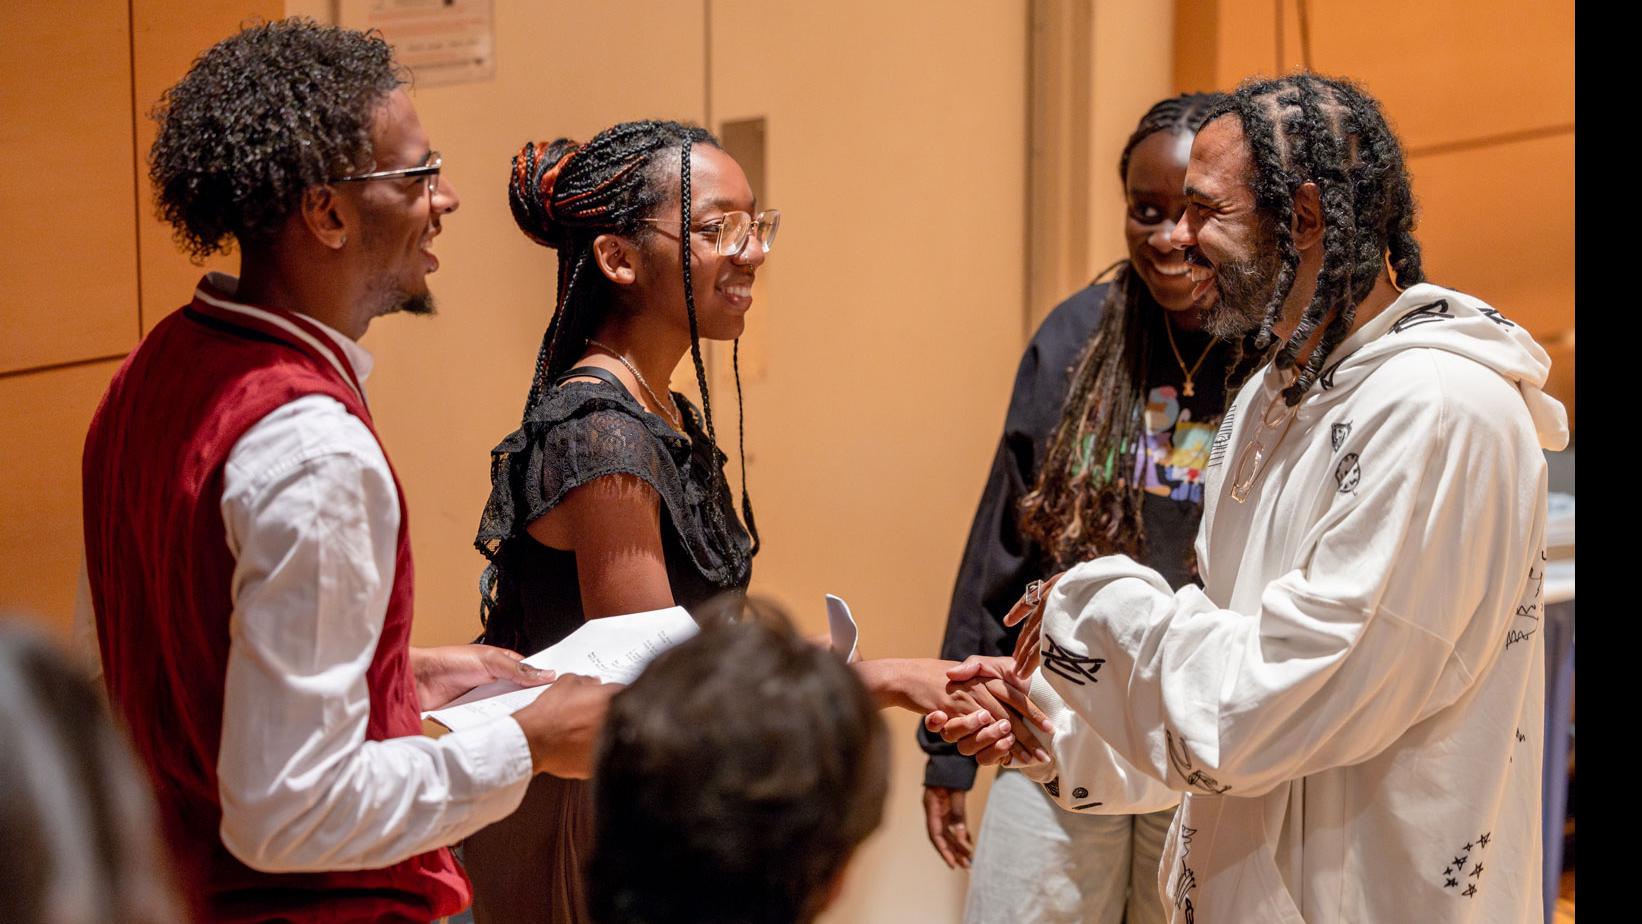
1020, 283, 1569, 923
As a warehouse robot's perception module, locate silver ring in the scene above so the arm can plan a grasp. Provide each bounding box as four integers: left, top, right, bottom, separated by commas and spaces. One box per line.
1025, 579, 1044, 606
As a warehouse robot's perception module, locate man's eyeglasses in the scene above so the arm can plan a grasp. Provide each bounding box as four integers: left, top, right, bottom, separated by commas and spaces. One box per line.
640, 209, 781, 257
332, 152, 443, 196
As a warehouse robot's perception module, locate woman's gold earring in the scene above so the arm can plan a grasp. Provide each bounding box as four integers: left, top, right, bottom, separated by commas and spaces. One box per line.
340, 233, 348, 247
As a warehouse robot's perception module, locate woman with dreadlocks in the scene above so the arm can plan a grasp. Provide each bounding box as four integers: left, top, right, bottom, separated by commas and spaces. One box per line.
464, 119, 1044, 922
918, 92, 1259, 924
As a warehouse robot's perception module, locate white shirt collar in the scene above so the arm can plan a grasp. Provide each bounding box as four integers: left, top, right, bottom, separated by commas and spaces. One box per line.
203, 271, 376, 384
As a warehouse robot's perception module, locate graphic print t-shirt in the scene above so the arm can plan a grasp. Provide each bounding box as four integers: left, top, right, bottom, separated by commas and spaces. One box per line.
1135, 322, 1234, 585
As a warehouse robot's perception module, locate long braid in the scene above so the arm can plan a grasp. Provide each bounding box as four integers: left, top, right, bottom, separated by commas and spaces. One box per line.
677, 138, 717, 446
732, 339, 760, 555
1279, 75, 1358, 400
1208, 91, 1302, 353
1219, 73, 1426, 406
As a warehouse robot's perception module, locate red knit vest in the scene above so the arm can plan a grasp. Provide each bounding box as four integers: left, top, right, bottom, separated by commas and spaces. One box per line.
82, 276, 469, 923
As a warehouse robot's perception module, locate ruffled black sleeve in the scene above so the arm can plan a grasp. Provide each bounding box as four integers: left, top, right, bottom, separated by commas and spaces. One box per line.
474, 380, 752, 649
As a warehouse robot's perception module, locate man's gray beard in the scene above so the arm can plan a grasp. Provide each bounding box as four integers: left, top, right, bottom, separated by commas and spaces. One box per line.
1201, 253, 1278, 339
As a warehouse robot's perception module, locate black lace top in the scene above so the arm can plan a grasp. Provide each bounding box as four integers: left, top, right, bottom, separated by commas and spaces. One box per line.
474, 375, 754, 655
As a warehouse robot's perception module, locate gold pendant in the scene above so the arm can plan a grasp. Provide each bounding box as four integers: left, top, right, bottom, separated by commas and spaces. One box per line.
1183, 380, 1196, 398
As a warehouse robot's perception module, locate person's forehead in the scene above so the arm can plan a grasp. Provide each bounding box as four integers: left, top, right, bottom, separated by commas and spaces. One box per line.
660, 146, 755, 210
1186, 115, 1253, 193
367, 88, 429, 165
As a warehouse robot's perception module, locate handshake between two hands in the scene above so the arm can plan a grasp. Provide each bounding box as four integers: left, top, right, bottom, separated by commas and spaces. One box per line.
924, 571, 1065, 768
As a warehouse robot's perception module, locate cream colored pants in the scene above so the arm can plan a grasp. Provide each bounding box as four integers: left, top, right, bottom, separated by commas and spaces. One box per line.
963, 769, 1176, 924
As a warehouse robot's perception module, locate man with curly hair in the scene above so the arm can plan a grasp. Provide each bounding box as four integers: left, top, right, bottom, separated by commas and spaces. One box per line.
80, 19, 618, 922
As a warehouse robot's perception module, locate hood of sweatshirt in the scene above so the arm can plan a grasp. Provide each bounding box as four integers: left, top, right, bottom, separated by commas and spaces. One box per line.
1297, 283, 1569, 451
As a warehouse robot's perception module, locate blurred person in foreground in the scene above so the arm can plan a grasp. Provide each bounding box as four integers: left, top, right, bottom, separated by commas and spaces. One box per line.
933, 73, 1567, 922
0, 618, 178, 923
587, 598, 888, 924
80, 19, 617, 922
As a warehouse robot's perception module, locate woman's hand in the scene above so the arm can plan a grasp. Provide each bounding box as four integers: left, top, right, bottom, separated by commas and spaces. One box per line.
922, 785, 973, 869
410, 644, 555, 711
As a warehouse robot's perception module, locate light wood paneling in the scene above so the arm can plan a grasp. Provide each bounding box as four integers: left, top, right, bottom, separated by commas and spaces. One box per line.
1284, 1, 1574, 152
1409, 133, 1575, 340
0, 361, 122, 637
0, 2, 140, 373
709, 5, 1028, 920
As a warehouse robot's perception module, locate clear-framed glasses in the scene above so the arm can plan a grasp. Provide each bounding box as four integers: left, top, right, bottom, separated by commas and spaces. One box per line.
1228, 384, 1299, 504
640, 209, 781, 257
332, 151, 443, 197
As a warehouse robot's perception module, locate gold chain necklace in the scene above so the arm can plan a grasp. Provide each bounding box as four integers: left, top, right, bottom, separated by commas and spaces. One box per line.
1162, 319, 1218, 398
585, 339, 685, 433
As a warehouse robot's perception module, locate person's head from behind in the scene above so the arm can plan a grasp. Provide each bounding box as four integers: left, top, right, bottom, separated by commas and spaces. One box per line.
0, 619, 177, 923
1173, 73, 1424, 403
149, 17, 458, 331
588, 598, 887, 924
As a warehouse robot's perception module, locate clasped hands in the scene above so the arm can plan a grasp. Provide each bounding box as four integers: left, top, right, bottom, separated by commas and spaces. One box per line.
924, 572, 1064, 768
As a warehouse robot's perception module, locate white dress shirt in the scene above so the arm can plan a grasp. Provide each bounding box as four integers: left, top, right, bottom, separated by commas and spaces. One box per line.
79, 307, 535, 873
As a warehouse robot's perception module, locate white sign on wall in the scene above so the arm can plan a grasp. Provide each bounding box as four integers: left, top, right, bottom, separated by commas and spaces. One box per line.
341, 0, 495, 88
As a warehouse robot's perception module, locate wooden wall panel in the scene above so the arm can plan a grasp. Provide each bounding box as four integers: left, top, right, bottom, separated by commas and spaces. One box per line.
708, 5, 1029, 921
1286, 1, 1574, 152
0, 361, 123, 636
1409, 133, 1575, 339
0, 2, 140, 373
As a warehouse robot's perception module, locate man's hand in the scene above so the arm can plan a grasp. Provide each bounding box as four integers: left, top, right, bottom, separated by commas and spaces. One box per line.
861, 657, 1051, 766
410, 644, 554, 711
1004, 572, 1065, 678
510, 674, 624, 779
923, 786, 973, 870
930, 652, 1061, 768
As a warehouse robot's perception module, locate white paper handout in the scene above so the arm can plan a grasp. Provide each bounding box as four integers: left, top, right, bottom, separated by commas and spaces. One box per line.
825, 594, 860, 662
424, 606, 698, 732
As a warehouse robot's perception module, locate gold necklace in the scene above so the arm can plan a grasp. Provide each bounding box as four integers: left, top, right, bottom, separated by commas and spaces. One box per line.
585, 339, 685, 433
1162, 318, 1218, 398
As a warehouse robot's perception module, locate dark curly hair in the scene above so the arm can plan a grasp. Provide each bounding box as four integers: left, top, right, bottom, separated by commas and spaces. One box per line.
1206, 73, 1424, 405
148, 18, 405, 260
1019, 93, 1259, 572
588, 596, 887, 924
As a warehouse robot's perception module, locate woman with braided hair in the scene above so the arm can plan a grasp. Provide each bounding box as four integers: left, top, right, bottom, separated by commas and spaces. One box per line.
919, 92, 1261, 924
465, 118, 1046, 922
462, 120, 769, 923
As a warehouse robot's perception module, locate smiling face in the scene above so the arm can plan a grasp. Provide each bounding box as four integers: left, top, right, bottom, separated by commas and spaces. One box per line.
1123, 129, 1197, 313
631, 145, 765, 341
344, 87, 460, 320
1170, 115, 1281, 339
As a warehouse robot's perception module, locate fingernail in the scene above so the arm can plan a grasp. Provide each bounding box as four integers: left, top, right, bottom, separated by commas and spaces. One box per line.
1035, 748, 1051, 763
